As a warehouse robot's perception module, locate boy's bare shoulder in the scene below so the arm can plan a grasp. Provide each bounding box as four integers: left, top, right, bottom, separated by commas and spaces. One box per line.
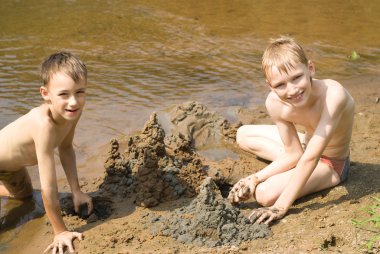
20, 105, 57, 135
265, 92, 287, 119
323, 79, 350, 101
321, 79, 354, 116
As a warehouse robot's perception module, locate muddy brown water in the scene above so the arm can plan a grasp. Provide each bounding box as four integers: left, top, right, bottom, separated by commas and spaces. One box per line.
1, 0, 380, 251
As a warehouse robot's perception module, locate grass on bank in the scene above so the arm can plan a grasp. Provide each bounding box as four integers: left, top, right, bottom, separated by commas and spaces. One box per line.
351, 196, 380, 251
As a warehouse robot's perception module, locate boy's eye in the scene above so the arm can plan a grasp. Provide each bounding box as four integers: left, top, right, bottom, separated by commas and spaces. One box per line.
294, 75, 302, 81
58, 93, 68, 96
275, 83, 285, 88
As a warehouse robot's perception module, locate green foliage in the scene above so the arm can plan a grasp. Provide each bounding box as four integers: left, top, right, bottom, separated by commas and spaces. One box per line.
349, 51, 361, 60
351, 197, 380, 251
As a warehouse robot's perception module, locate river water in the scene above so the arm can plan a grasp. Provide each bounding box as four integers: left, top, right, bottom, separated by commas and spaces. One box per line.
0, 0, 379, 250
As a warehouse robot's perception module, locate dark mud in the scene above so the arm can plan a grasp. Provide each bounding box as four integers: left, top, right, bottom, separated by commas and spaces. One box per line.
148, 177, 271, 247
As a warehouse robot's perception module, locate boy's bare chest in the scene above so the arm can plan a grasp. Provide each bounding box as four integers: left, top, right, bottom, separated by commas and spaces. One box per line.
51, 125, 74, 146
283, 104, 322, 131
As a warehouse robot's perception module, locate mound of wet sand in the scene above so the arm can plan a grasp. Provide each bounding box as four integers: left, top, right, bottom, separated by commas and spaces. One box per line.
99, 112, 207, 207
149, 177, 271, 247
97, 102, 251, 210
169, 101, 240, 147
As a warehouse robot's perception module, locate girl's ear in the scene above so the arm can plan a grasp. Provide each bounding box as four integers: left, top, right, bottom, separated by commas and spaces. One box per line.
40, 86, 50, 101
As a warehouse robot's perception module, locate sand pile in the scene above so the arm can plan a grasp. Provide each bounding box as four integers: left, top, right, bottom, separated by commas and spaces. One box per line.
99, 112, 207, 207
169, 101, 240, 147
98, 102, 245, 209
149, 177, 272, 247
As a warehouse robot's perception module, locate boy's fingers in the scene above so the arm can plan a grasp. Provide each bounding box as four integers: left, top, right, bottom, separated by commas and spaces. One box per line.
67, 242, 74, 253
74, 203, 79, 213
249, 210, 258, 223
87, 199, 94, 214
52, 246, 57, 254
242, 186, 251, 197
264, 214, 275, 225
43, 243, 53, 253
255, 213, 268, 224
227, 193, 234, 203
59, 243, 64, 254
73, 232, 83, 240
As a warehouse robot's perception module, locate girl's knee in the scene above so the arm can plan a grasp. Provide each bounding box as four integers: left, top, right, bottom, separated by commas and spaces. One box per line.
255, 183, 276, 207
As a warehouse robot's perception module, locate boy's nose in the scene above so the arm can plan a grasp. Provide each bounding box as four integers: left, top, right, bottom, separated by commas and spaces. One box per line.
287, 84, 299, 96
68, 96, 78, 106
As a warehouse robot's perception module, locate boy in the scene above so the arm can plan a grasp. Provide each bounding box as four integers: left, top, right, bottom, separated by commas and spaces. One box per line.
0, 51, 93, 253
228, 37, 354, 225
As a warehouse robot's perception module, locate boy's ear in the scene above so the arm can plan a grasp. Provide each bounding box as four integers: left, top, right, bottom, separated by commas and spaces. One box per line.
308, 60, 316, 77
40, 86, 50, 101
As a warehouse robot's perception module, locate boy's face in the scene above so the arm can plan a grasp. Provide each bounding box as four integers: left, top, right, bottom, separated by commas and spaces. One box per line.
40, 71, 86, 121
266, 61, 315, 107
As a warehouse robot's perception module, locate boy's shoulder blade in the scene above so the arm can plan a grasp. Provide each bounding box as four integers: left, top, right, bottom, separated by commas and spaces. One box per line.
31, 105, 57, 130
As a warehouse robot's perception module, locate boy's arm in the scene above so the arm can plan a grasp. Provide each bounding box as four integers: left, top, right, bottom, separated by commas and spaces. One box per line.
34, 122, 67, 234
58, 121, 80, 194
58, 120, 92, 213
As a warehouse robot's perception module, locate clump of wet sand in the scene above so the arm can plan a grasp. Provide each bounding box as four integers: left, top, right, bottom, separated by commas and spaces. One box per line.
99, 112, 207, 207
149, 177, 271, 247
169, 101, 240, 147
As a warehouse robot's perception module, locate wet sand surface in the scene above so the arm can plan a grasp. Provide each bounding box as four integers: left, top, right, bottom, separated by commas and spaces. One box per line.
1, 74, 379, 253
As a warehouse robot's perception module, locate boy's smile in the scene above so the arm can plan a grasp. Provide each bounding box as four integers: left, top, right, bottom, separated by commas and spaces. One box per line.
40, 71, 86, 122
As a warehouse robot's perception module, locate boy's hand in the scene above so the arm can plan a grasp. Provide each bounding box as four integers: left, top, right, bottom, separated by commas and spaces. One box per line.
227, 175, 260, 203
44, 231, 82, 254
72, 191, 93, 215
249, 206, 287, 225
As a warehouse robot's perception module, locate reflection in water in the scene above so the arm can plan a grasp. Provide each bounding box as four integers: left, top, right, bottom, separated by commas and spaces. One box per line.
0, 0, 379, 250
0, 192, 45, 244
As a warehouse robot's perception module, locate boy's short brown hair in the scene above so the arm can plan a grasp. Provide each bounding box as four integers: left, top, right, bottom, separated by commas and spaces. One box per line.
41, 51, 87, 86
262, 36, 308, 78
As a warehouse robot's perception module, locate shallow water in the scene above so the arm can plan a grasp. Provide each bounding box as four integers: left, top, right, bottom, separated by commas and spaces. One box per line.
0, 0, 380, 250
